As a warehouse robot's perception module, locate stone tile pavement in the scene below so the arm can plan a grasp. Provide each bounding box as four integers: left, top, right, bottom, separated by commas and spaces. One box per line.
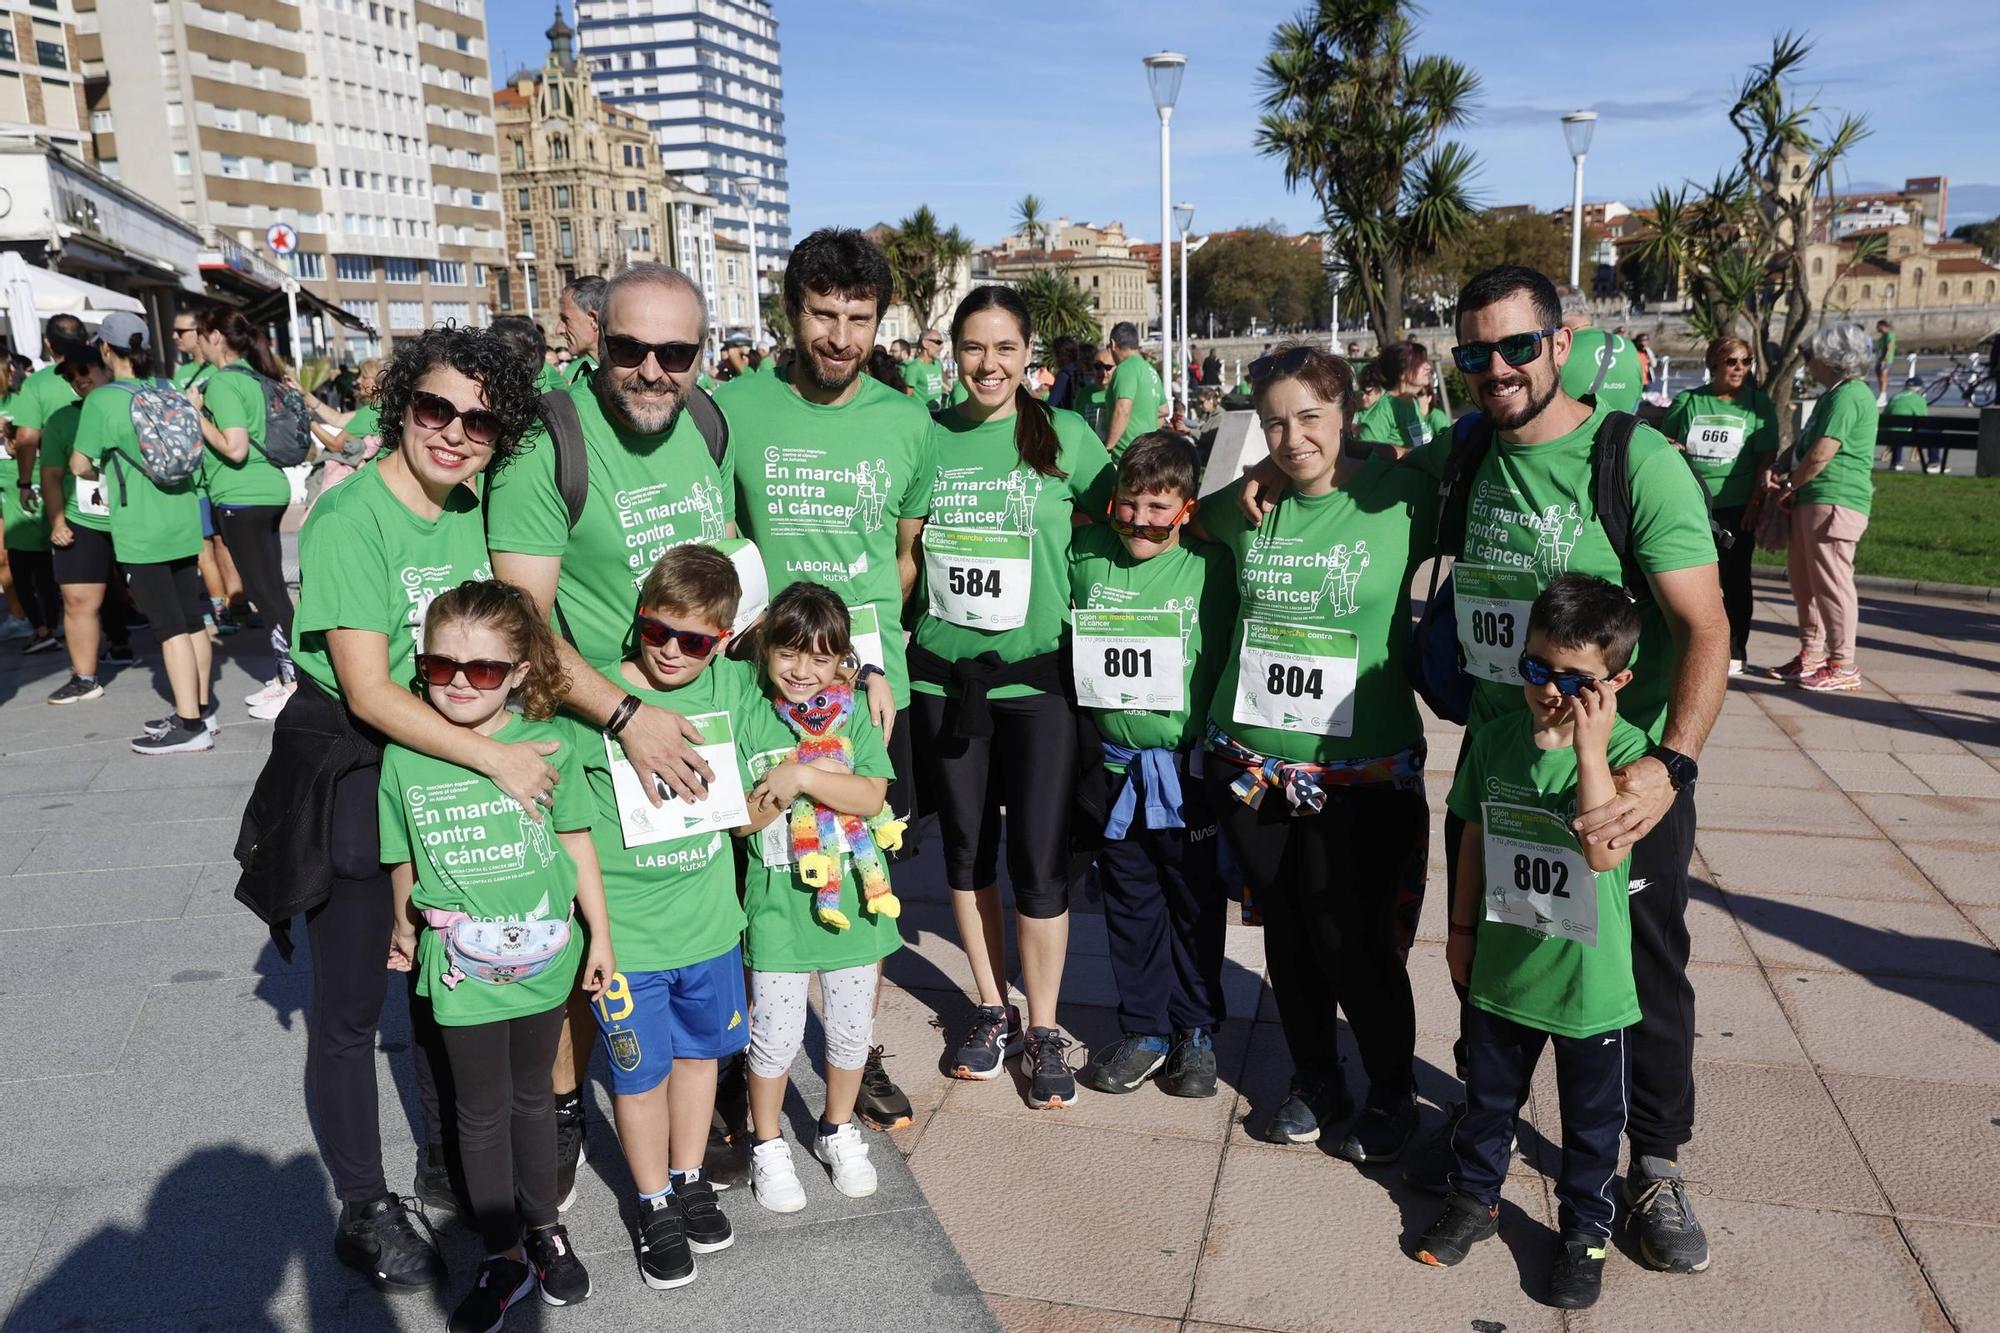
2, 569, 1997, 1331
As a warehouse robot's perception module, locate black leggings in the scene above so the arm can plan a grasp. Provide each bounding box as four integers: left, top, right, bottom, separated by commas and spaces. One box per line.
214, 504, 295, 679
125, 557, 207, 638
1713, 504, 1755, 661
1216, 777, 1429, 1097
911, 689, 1076, 918
439, 1004, 567, 1252
6, 548, 59, 629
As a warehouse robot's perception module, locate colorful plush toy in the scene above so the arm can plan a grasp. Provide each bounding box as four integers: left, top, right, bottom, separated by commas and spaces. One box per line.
773, 682, 904, 930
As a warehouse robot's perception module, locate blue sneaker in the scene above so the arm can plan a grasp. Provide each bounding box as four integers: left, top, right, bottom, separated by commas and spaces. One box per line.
1157, 1028, 1218, 1098
1080, 1034, 1170, 1094
1261, 1074, 1352, 1145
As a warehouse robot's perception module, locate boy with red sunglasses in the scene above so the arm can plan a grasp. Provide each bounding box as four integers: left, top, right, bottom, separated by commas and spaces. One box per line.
1067, 434, 1237, 1098
573, 542, 760, 1293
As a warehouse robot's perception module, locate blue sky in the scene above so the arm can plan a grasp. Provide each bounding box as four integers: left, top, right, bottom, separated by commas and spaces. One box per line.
486, 1, 2000, 247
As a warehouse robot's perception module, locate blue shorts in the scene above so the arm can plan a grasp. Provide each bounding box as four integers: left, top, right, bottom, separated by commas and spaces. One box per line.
591, 947, 748, 1096
199, 497, 216, 540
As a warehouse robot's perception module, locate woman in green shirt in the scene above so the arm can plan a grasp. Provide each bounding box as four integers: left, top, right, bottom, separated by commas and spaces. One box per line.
302, 357, 386, 509
41, 353, 134, 704
1773, 322, 1877, 692
907, 285, 1114, 1109
1352, 339, 1438, 457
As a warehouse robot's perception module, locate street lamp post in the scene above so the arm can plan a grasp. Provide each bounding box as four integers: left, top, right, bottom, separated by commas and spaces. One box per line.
1561, 111, 1597, 291
737, 174, 764, 350
1144, 53, 1186, 398
515, 249, 536, 320
1173, 200, 1200, 410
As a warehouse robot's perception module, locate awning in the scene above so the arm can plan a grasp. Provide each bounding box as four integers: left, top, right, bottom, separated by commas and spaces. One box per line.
241, 283, 375, 337
0, 250, 143, 357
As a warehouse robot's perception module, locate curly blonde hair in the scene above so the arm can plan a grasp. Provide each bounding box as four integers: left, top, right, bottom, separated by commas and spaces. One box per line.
421, 580, 571, 720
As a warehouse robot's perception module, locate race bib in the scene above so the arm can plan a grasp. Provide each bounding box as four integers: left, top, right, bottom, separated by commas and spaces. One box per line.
747, 747, 794, 868
848, 603, 887, 676
716, 538, 769, 635
1482, 802, 1598, 947
73, 478, 110, 518
1072, 607, 1186, 712
1231, 619, 1358, 736
1453, 564, 1537, 685
1684, 414, 1745, 465
603, 711, 748, 847
924, 526, 1031, 630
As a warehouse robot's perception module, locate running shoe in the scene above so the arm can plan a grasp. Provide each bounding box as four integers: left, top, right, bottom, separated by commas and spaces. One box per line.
1798, 664, 1862, 693
949, 1003, 1022, 1080
141, 700, 220, 737
1547, 1231, 1608, 1309
130, 721, 214, 755
1157, 1027, 1219, 1099
634, 1192, 696, 1289
448, 1254, 534, 1333
1022, 1026, 1078, 1109
856, 1045, 913, 1131
1727, 659, 1744, 677
413, 1155, 470, 1217
1260, 1075, 1353, 1145
22, 633, 60, 655
1625, 1157, 1711, 1273
245, 677, 287, 708
677, 1175, 733, 1252
1412, 1190, 1500, 1267
813, 1123, 879, 1198
1336, 1085, 1419, 1164
554, 1095, 585, 1212
750, 1137, 807, 1214
524, 1222, 591, 1307
333, 1193, 445, 1294
1769, 653, 1824, 684
46, 675, 103, 705
101, 643, 138, 667
247, 683, 295, 721
0, 615, 31, 642
1079, 1034, 1169, 1095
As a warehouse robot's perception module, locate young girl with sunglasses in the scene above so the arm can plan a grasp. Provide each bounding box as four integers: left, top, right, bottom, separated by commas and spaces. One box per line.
383, 580, 612, 1331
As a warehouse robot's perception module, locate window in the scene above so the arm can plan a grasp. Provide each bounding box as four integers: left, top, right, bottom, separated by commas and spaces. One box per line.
36, 40, 64, 69
555, 186, 570, 209
637, 187, 646, 211
520, 222, 534, 252
90, 110, 114, 134
1811, 257, 1823, 276
1965, 281, 1975, 296
549, 134, 568, 161
214, 107, 240, 132
173, 151, 190, 175
0, 31, 14, 60
292, 252, 326, 279
1940, 281, 1949, 297
497, 272, 512, 308
293, 164, 314, 185
335, 253, 374, 282
385, 258, 420, 284
1860, 283, 1871, 299
430, 260, 465, 285
472, 263, 487, 286
387, 301, 423, 329
558, 219, 574, 258
516, 188, 529, 210
511, 137, 524, 169
433, 302, 469, 324
218, 154, 245, 178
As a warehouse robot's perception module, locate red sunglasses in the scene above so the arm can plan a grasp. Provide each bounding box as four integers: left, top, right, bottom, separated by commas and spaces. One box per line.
1108, 499, 1193, 543
414, 653, 517, 690
633, 613, 728, 658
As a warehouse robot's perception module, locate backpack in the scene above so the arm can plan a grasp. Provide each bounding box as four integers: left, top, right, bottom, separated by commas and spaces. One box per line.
536, 384, 729, 531
103, 379, 206, 490
1405, 410, 1729, 725
217, 364, 314, 467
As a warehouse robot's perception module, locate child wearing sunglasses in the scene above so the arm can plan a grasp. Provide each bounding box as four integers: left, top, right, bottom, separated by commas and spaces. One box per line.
1066, 434, 1237, 1098
379, 580, 613, 1330
572, 542, 759, 1293
1418, 573, 1648, 1310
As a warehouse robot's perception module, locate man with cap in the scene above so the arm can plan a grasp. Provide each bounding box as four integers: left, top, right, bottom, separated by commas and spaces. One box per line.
718, 333, 754, 382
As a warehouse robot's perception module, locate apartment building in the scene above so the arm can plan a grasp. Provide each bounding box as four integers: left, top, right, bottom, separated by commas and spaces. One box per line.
0, 0, 86, 159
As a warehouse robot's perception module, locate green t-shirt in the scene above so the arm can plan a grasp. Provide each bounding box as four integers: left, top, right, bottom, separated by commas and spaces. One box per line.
1874, 329, 1897, 365
912, 406, 1115, 700
8, 363, 78, 433
567, 355, 597, 386
341, 402, 382, 442
1072, 384, 1110, 442
1067, 523, 1235, 756
201, 361, 291, 506
377, 718, 591, 1026
901, 358, 944, 406
535, 362, 568, 394
1883, 390, 1928, 420
1796, 378, 1877, 516
1, 476, 49, 552
76, 380, 202, 566
738, 694, 902, 972
717, 367, 933, 709
1108, 354, 1164, 454
290, 463, 493, 699
46, 399, 108, 535
1407, 403, 1717, 743
1446, 710, 1651, 1038
575, 657, 757, 972
1426, 407, 1452, 439
171, 360, 212, 392
1354, 394, 1435, 452
1661, 385, 1779, 509
948, 379, 969, 406
484, 380, 737, 668
1560, 329, 1641, 413
1203, 459, 1437, 762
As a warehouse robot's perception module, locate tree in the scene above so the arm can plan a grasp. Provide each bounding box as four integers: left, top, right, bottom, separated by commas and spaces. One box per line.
1014, 194, 1047, 251
1418, 210, 1576, 296
1632, 32, 1870, 444
1013, 267, 1102, 359
1257, 1, 1481, 344
760, 290, 790, 347
1950, 217, 2000, 261
1188, 226, 1330, 333
881, 205, 972, 338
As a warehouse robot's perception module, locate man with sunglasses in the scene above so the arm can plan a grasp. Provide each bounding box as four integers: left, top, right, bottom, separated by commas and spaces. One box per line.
1557, 287, 1641, 414
1074, 352, 1117, 443
1104, 321, 1166, 456
901, 327, 947, 407
1408, 265, 1729, 1276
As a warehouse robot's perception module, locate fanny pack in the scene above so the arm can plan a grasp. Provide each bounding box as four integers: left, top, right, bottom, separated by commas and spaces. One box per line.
422, 907, 571, 989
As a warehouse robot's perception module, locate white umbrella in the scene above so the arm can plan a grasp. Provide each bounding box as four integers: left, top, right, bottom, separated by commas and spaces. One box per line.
0, 251, 144, 364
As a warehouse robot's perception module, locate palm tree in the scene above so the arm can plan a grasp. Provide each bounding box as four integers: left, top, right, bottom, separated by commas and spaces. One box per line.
1014, 267, 1101, 359
1257, 1, 1480, 343
1014, 194, 1047, 252
882, 206, 973, 339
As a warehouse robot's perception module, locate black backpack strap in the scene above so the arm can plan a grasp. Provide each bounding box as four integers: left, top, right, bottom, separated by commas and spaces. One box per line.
1433, 411, 1494, 561
537, 389, 590, 532
1590, 410, 1644, 596
684, 384, 728, 468
1587, 334, 1619, 399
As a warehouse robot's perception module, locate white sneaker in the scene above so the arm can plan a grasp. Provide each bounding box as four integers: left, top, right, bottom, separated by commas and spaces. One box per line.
244, 677, 286, 707
246, 681, 296, 721
750, 1137, 806, 1213
813, 1123, 878, 1199
1727, 659, 1744, 677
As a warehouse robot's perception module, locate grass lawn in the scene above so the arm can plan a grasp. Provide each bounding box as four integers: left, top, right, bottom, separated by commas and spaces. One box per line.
1752, 473, 2000, 587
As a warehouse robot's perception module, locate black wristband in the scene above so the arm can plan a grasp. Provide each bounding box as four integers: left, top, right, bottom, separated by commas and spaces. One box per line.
604, 694, 641, 737
855, 663, 884, 685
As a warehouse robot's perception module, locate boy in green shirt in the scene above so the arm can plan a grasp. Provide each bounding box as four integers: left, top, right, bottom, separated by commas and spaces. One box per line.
1069, 435, 1237, 1098
1416, 574, 1649, 1311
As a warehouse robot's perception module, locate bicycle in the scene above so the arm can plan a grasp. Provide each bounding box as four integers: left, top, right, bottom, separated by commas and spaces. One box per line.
1921, 353, 1997, 408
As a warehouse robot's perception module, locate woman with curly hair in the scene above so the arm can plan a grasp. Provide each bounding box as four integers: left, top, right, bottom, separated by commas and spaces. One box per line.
234, 326, 554, 1298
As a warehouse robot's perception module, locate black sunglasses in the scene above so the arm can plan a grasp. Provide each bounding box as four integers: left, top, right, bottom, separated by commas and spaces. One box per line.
1451, 328, 1561, 374
604, 334, 701, 373
633, 613, 728, 658
414, 653, 518, 690
1092, 362, 1115, 373
1517, 652, 1599, 697
1247, 345, 1314, 381
409, 390, 503, 445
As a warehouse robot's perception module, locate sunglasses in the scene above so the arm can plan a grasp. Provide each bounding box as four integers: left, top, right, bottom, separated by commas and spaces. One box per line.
1108, 499, 1193, 543
1092, 362, 1115, 373
1718, 356, 1753, 368
409, 390, 503, 445
604, 334, 701, 373
414, 653, 518, 691
1247, 345, 1314, 381
1451, 328, 1562, 374
1516, 653, 1599, 697
633, 613, 728, 658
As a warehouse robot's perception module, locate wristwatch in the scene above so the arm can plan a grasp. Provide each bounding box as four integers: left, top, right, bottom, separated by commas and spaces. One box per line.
1652, 746, 1698, 792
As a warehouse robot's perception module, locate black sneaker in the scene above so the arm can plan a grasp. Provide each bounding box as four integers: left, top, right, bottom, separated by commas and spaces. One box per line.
333, 1193, 445, 1294
448, 1253, 534, 1333
22, 633, 60, 655
1336, 1086, 1419, 1164
413, 1157, 469, 1217
635, 1193, 696, 1290
141, 700, 219, 737
525, 1222, 591, 1307
1547, 1230, 1608, 1308
102, 643, 138, 667
130, 720, 215, 755
1402, 1101, 1468, 1195
1412, 1190, 1500, 1267
677, 1176, 733, 1253
712, 1050, 750, 1142
1260, 1075, 1352, 1145
1079, 1034, 1169, 1094
1625, 1158, 1711, 1273
46, 675, 104, 705
554, 1095, 585, 1212
949, 1003, 1022, 1080
857, 1045, 914, 1131
1022, 1026, 1078, 1108
1157, 1027, 1219, 1099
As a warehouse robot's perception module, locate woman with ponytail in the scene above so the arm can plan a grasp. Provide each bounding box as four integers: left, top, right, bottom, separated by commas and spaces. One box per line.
907, 285, 1114, 1110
